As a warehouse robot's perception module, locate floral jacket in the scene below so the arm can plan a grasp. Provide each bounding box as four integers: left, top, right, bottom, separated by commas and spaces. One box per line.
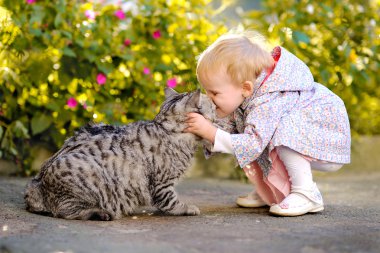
214, 46, 351, 173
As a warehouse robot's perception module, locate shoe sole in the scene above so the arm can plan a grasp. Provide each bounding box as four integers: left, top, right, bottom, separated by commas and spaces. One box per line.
236, 199, 267, 208
236, 202, 268, 208
309, 206, 324, 213
269, 205, 324, 217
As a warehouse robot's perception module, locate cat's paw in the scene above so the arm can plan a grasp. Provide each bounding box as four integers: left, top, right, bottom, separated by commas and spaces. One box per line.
186, 205, 200, 216
89, 210, 113, 221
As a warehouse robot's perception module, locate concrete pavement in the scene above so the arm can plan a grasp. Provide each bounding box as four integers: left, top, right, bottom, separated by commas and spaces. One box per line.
0, 172, 379, 253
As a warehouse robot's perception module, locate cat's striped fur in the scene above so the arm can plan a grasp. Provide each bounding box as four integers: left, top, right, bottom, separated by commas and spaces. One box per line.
24, 88, 216, 220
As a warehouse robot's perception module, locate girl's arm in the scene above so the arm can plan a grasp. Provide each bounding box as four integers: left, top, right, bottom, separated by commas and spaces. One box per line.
185, 113, 236, 157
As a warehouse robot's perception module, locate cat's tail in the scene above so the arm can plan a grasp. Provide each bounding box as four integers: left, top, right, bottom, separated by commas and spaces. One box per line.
24, 178, 50, 215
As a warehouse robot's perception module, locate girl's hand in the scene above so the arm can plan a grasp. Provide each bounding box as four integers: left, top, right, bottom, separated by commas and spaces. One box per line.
185, 112, 217, 143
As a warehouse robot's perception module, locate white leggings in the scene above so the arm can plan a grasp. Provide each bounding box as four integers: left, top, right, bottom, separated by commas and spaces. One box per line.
276, 146, 343, 189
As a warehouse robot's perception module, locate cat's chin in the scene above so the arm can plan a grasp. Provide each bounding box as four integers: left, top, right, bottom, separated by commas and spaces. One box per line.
194, 135, 203, 141
182, 131, 202, 141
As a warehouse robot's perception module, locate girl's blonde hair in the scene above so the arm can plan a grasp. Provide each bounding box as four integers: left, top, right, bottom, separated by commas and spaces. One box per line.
196, 30, 274, 85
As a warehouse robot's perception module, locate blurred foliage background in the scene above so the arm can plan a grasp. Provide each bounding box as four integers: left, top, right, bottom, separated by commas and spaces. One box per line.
243, 0, 380, 136
0, 0, 379, 176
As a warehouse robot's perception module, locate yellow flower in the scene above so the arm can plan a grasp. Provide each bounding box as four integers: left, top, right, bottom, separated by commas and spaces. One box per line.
161, 54, 171, 64
349, 50, 358, 62
153, 72, 163, 82
77, 93, 87, 104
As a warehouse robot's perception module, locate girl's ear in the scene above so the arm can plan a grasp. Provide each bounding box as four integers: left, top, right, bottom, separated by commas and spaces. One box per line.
242, 81, 254, 98
164, 87, 178, 99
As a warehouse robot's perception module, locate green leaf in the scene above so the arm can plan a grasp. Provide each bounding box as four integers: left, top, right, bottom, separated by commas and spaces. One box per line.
56, 0, 67, 13
13, 120, 30, 138
75, 38, 84, 47
45, 101, 61, 111
31, 114, 52, 135
155, 63, 172, 71
96, 61, 114, 75
61, 31, 72, 40
120, 54, 133, 61
292, 31, 310, 44
0, 130, 9, 150
29, 28, 42, 37
62, 47, 76, 57
27, 53, 53, 83
83, 49, 97, 62
30, 5, 45, 24
0, 126, 3, 139
9, 146, 18, 156
54, 13, 63, 27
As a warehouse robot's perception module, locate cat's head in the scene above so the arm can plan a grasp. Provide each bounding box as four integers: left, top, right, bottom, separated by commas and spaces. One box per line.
154, 88, 216, 133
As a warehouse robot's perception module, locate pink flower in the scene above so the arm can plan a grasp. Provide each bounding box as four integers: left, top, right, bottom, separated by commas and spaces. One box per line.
123, 39, 131, 46
82, 102, 88, 110
167, 78, 177, 88
97, 73, 107, 85
67, 98, 78, 108
85, 10, 96, 20
143, 67, 150, 75
114, 10, 125, 20
152, 30, 161, 39
26, 0, 36, 4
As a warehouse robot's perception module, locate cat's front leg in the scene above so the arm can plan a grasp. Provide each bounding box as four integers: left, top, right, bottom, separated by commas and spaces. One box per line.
152, 186, 200, 216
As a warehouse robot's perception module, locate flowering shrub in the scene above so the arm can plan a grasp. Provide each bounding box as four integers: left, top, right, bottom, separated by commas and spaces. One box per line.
0, 0, 226, 174
241, 0, 380, 136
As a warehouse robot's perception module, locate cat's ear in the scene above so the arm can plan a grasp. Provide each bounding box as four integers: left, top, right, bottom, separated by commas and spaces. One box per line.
188, 89, 201, 107
164, 87, 178, 99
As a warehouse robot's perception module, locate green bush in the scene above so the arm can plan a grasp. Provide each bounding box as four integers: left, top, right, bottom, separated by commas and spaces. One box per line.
241, 0, 380, 136
0, 0, 226, 174
1, 0, 379, 176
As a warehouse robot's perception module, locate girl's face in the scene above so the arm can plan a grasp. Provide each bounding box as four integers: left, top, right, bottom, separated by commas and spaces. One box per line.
200, 69, 246, 118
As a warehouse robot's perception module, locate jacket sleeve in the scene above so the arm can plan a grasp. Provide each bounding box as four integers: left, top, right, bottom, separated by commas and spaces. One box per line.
231, 91, 298, 168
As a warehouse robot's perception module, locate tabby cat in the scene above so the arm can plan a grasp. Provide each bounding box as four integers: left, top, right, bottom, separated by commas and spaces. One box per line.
24, 88, 216, 220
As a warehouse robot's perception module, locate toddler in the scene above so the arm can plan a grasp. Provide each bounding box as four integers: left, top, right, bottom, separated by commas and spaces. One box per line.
185, 31, 351, 216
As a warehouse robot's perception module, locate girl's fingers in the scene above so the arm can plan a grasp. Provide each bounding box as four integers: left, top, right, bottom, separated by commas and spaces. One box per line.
187, 112, 200, 117
186, 113, 195, 118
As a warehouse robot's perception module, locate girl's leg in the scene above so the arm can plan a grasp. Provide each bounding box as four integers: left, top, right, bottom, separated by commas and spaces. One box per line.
237, 148, 291, 208
236, 164, 268, 208
269, 146, 324, 216
276, 146, 314, 189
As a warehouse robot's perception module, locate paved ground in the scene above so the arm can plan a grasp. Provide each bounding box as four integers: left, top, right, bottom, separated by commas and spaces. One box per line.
0, 172, 379, 253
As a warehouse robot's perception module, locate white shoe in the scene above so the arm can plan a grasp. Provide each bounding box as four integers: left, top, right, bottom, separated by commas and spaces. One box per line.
269, 183, 324, 216
236, 191, 267, 208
